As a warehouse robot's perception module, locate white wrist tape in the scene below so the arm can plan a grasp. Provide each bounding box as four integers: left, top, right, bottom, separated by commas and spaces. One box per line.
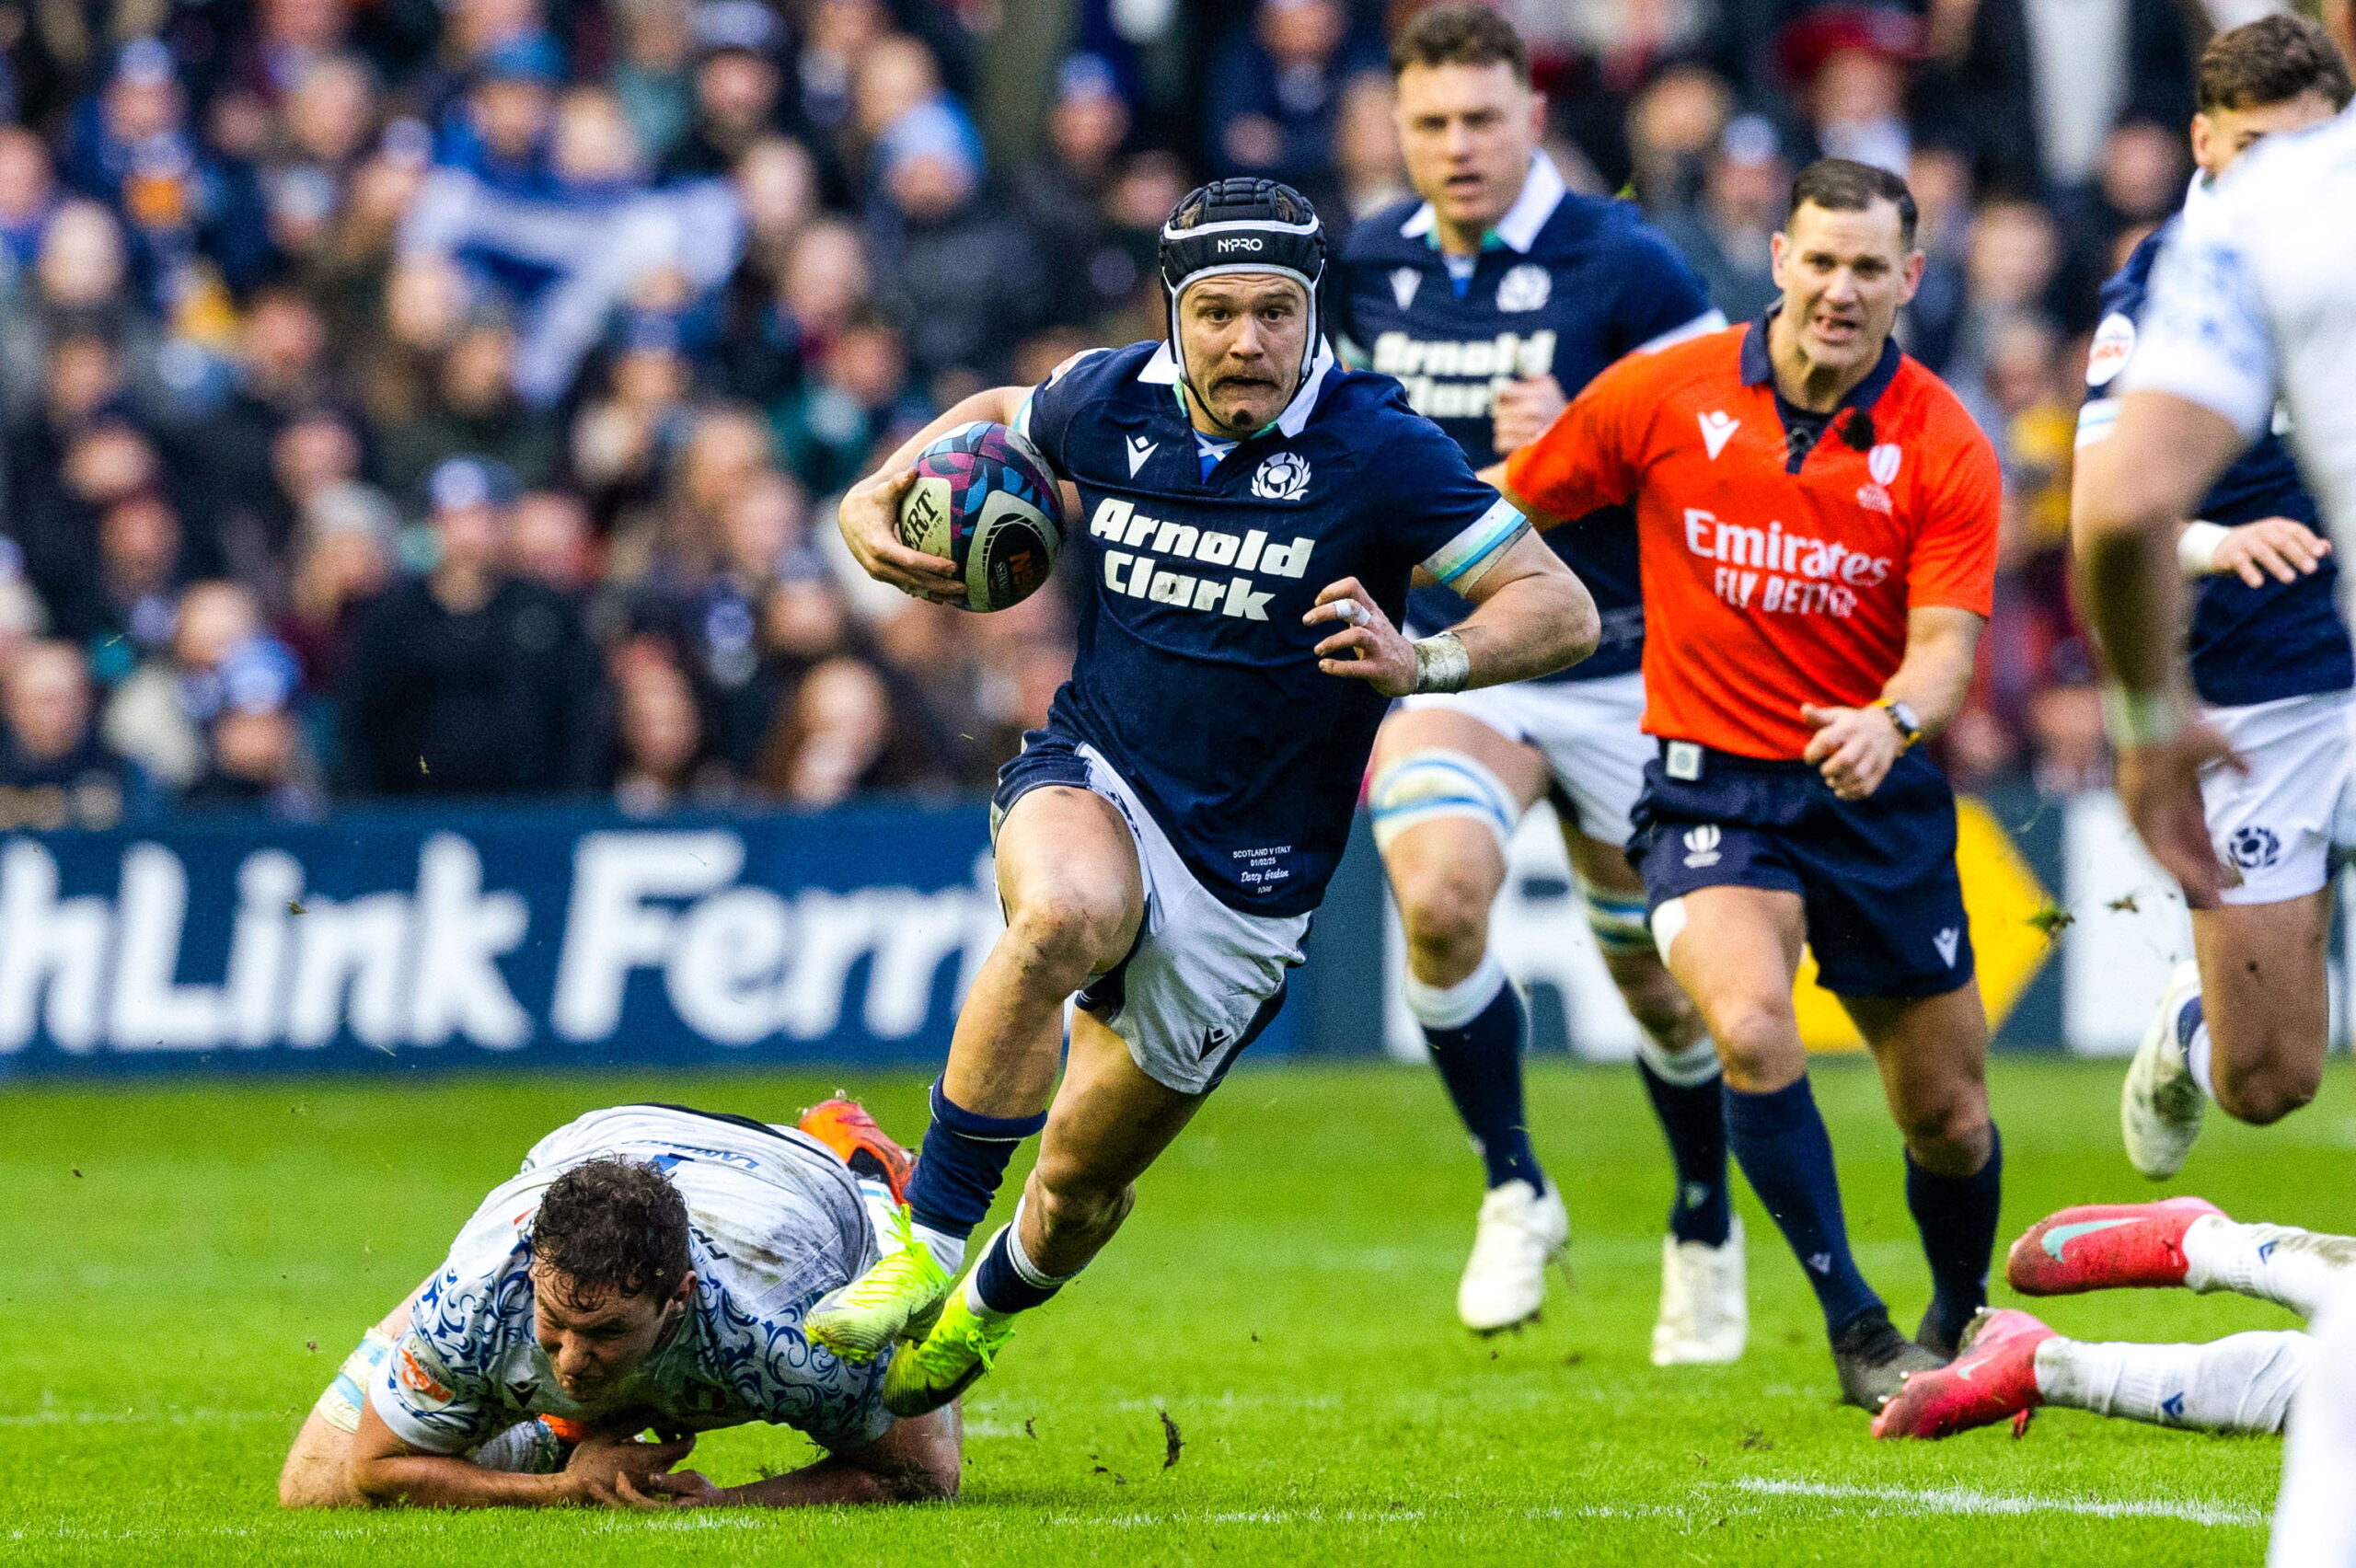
2101, 684, 2189, 748
2178, 521, 2228, 575
1412, 631, 1472, 694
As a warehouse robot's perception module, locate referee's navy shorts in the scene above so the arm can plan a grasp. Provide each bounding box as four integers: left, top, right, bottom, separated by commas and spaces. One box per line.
1628, 742, 1974, 1000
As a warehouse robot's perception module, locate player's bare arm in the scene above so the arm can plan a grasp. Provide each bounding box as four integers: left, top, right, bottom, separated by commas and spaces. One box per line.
1307, 532, 1596, 696
619, 1408, 962, 1508
837, 386, 1030, 602
345, 1400, 691, 1509
1802, 605, 1982, 801
2073, 388, 2251, 905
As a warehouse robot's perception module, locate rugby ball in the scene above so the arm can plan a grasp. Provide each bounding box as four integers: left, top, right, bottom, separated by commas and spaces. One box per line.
898, 421, 1067, 612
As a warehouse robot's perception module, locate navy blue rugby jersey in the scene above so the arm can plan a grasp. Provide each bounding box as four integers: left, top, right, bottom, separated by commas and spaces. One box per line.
2081, 202, 2350, 708
1332, 154, 1718, 682
1014, 339, 1528, 917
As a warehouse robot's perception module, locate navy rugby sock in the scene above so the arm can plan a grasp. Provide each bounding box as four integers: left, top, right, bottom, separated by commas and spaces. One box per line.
970, 1205, 1074, 1315
1724, 1078, 1881, 1335
906, 1081, 1046, 1273
1905, 1125, 2004, 1347
1410, 957, 1544, 1192
1637, 1059, 1733, 1248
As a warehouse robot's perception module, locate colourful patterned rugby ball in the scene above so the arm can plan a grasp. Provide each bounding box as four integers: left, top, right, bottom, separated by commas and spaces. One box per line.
897, 421, 1067, 612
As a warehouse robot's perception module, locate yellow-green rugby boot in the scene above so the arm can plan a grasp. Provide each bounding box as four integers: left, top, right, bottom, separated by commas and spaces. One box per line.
807, 1205, 953, 1362
883, 1287, 1019, 1416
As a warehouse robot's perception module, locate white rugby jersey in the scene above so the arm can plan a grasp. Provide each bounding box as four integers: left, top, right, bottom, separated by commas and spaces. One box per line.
2120, 106, 2356, 551
370, 1105, 892, 1455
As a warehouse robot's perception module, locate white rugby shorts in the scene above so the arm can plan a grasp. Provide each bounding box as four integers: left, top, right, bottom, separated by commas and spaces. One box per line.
1399, 669, 1649, 847
2200, 688, 2356, 905
1021, 744, 1310, 1097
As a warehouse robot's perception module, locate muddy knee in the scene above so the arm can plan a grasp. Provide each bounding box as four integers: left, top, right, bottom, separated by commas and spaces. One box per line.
1006, 883, 1135, 986
1030, 1158, 1135, 1244
1894, 1094, 1992, 1174
2213, 1054, 2320, 1126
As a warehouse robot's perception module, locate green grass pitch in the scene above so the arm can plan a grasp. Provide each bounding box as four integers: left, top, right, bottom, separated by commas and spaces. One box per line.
2, 1055, 2345, 1565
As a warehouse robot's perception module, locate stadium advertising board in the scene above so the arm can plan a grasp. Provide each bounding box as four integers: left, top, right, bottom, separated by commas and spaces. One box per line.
1, 793, 2338, 1076
0, 807, 1033, 1075
1385, 790, 2354, 1059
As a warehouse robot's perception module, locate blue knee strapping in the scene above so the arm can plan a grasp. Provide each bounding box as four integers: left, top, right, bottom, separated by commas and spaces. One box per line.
1369, 749, 1519, 851
1583, 885, 1654, 954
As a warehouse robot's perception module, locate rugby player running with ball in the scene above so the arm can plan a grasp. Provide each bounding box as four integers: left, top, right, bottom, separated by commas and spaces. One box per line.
816, 179, 1598, 1414
1499, 160, 2005, 1410
1333, 3, 1739, 1350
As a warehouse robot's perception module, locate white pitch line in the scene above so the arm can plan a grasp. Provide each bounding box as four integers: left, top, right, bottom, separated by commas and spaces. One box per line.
1737, 1478, 2265, 1528
1043, 1508, 1429, 1528
0, 1409, 283, 1426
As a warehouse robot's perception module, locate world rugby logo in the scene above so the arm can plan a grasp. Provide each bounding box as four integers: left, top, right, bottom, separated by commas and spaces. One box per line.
1252, 451, 1311, 502
1868, 444, 1902, 486
1682, 824, 1722, 869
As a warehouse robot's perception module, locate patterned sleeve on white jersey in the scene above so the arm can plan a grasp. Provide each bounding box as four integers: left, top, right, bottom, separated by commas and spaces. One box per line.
700, 1287, 895, 1450
365, 1262, 517, 1454
2116, 201, 2277, 442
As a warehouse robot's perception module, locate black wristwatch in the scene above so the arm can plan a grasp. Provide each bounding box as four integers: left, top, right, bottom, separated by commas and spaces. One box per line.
1877, 698, 1923, 750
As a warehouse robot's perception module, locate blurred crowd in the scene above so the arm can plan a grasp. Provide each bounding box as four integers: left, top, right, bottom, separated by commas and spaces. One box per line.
0, 0, 2251, 823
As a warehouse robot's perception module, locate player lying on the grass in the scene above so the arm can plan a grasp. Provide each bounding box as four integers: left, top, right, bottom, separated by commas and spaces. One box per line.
818, 178, 1598, 1416
1334, 3, 1742, 1351
1874, 1195, 2350, 1439
2072, 17, 2353, 1184
1497, 159, 2007, 1411
279, 1100, 961, 1510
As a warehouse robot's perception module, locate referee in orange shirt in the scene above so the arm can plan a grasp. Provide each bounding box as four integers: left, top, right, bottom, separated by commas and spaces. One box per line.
1495, 160, 2004, 1412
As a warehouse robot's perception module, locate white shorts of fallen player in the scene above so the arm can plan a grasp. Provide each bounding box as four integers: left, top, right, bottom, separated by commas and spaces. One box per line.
2199, 688, 2356, 906
1395, 669, 1649, 849
1063, 744, 1311, 1098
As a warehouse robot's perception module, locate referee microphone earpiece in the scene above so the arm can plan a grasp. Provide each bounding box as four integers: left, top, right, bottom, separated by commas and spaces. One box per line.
1840, 409, 1876, 450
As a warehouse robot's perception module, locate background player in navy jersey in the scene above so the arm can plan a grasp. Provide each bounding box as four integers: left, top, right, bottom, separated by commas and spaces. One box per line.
2070, 16, 2351, 1183
807, 179, 1599, 1413
1329, 5, 1740, 1353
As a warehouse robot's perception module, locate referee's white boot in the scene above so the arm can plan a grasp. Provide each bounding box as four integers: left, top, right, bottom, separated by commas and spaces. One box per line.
1651, 1216, 1748, 1365
2122, 961, 2208, 1181
1458, 1179, 1568, 1333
